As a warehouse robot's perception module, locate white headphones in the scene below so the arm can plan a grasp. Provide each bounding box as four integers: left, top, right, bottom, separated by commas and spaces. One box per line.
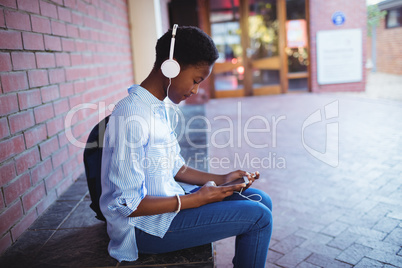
161, 24, 180, 79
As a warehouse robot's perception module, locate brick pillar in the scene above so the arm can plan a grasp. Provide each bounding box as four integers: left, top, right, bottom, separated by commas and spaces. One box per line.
309, 0, 367, 92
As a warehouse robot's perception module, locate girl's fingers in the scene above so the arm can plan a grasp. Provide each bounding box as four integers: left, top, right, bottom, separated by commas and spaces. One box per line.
220, 184, 246, 192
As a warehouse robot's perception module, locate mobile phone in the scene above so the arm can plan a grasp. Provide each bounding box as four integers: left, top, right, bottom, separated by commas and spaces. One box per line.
221, 176, 249, 187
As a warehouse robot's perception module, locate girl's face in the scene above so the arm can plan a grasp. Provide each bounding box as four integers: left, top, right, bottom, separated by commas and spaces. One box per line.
167, 64, 213, 104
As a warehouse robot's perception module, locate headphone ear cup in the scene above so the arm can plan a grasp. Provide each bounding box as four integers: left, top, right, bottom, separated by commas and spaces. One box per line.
161, 59, 180, 78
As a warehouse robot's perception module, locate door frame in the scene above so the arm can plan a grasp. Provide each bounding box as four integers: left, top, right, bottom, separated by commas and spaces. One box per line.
198, 0, 310, 98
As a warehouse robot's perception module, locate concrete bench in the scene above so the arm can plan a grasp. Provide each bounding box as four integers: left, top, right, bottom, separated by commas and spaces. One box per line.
0, 105, 214, 268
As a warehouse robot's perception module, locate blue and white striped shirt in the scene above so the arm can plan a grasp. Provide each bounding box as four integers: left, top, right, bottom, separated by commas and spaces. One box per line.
100, 85, 185, 262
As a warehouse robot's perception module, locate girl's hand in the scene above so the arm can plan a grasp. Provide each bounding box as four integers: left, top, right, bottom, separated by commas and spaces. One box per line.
221, 170, 260, 190
195, 181, 245, 206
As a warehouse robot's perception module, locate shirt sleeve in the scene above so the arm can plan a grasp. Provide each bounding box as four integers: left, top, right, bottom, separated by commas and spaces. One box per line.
172, 153, 185, 176
102, 111, 150, 217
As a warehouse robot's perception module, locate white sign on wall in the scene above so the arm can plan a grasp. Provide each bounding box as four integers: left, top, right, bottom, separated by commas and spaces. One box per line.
316, 29, 362, 85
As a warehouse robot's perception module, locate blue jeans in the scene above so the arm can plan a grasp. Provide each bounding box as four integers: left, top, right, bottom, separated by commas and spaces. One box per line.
135, 188, 273, 268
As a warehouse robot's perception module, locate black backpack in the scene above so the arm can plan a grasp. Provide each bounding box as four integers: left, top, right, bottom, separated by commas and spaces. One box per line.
83, 115, 110, 221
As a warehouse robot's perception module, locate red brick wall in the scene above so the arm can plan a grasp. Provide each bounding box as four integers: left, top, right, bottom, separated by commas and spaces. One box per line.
0, 0, 133, 253
309, 0, 367, 92
369, 18, 402, 75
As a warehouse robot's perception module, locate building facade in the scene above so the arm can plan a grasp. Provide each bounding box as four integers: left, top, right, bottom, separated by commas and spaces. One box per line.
0, 0, 368, 254
367, 0, 402, 75
166, 0, 368, 101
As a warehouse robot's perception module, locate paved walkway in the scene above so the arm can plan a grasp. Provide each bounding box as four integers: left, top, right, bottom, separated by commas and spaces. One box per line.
364, 72, 402, 102
205, 92, 402, 267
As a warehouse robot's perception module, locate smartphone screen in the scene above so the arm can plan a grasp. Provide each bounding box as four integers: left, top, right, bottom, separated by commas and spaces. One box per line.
221, 176, 249, 186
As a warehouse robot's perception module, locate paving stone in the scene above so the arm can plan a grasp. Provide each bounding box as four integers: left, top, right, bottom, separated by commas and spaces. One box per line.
275, 247, 312, 267
337, 211, 376, 229
299, 232, 333, 246
271, 224, 299, 241
354, 257, 384, 268
383, 228, 402, 245
371, 194, 401, 206
319, 221, 349, 237
57, 174, 88, 201
356, 236, 401, 254
327, 230, 361, 250
270, 234, 306, 254
377, 184, 402, 199
0, 230, 54, 268
296, 219, 326, 233
269, 238, 280, 247
373, 217, 400, 233
265, 264, 284, 268
301, 243, 342, 259
215, 237, 234, 268
296, 261, 321, 268
369, 203, 401, 219
383, 264, 399, 268
306, 253, 352, 268
366, 249, 402, 267
294, 229, 324, 241
347, 226, 387, 241
266, 250, 284, 264
33, 224, 117, 268
29, 200, 78, 230
313, 210, 344, 226
59, 200, 101, 228
335, 243, 373, 265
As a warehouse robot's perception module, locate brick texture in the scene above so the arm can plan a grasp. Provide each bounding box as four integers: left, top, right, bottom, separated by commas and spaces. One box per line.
0, 117, 10, 139
31, 15, 51, 34
4, 10, 31, 31
24, 123, 47, 148
22, 32, 45, 51
1, 72, 29, 92
0, 161, 16, 186
9, 110, 35, 134
0, 52, 12, 72
309, 0, 367, 92
4, 173, 31, 205
0, 93, 19, 116
11, 52, 36, 71
18, 89, 42, 110
0, 0, 133, 254
17, 0, 40, 14
0, 30, 23, 50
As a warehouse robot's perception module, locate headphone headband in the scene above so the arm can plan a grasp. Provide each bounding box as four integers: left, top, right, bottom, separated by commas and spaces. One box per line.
161, 24, 180, 79
169, 24, 178, 60
172, 24, 178, 36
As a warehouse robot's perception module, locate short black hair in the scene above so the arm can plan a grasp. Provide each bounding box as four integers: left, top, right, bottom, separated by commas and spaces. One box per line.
155, 26, 219, 69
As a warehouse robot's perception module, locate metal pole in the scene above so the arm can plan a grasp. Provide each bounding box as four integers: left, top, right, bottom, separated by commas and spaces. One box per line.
372, 25, 377, 73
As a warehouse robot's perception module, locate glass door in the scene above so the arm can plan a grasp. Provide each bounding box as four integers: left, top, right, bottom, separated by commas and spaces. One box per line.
209, 0, 288, 98
247, 0, 282, 95
205, 0, 309, 98
210, 0, 245, 98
